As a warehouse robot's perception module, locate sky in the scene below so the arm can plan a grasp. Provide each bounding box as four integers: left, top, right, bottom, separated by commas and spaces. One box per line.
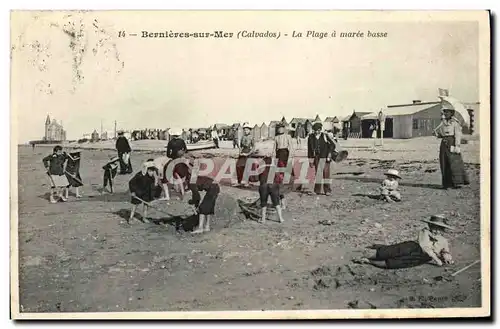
11, 11, 482, 143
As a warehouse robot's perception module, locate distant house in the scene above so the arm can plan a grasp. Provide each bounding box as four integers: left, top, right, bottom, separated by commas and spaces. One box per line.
213, 123, 231, 137
252, 124, 261, 141
360, 100, 469, 139
268, 120, 280, 138
230, 123, 243, 142
91, 129, 100, 142
323, 116, 336, 131
341, 111, 372, 138
260, 122, 269, 140
290, 118, 313, 134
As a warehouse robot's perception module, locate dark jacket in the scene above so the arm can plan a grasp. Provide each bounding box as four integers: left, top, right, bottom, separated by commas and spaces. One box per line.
307, 133, 334, 159
116, 136, 131, 153
166, 138, 188, 158
43, 153, 67, 175
129, 171, 159, 202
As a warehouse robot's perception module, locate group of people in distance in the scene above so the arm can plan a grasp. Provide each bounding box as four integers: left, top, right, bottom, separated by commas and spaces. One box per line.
41, 103, 469, 267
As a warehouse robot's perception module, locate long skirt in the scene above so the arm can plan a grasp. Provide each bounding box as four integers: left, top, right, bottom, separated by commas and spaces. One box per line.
374, 241, 432, 269
118, 152, 133, 174
439, 136, 469, 188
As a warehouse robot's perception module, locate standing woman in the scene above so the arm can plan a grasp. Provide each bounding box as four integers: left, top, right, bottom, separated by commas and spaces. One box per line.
307, 122, 334, 196
116, 130, 133, 174
434, 105, 470, 189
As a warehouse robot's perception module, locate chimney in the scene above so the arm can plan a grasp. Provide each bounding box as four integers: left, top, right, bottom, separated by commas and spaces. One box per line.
413, 100, 422, 104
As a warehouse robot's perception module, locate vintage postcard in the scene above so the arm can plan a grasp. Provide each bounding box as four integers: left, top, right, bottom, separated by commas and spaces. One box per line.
10, 10, 490, 319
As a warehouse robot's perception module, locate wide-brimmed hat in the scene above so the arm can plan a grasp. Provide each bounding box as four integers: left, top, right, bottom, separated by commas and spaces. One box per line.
384, 169, 401, 179
243, 123, 252, 129
117, 130, 124, 135
441, 103, 455, 113
421, 214, 453, 230
312, 122, 323, 130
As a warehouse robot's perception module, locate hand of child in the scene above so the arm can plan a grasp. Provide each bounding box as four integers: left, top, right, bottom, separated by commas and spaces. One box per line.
441, 251, 454, 265
130, 192, 136, 198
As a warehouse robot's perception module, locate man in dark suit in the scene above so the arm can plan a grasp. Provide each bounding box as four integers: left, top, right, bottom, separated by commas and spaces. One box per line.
307, 122, 334, 195
115, 130, 133, 174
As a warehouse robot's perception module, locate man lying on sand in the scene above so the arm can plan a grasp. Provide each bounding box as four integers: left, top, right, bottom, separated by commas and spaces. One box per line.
352, 214, 454, 269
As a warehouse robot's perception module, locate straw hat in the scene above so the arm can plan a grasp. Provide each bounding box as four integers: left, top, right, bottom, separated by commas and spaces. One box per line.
421, 214, 453, 230
441, 102, 455, 113
169, 128, 183, 136
242, 123, 252, 129
384, 169, 401, 179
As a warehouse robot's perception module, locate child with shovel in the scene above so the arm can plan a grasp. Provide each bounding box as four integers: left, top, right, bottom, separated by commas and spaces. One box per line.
128, 159, 163, 223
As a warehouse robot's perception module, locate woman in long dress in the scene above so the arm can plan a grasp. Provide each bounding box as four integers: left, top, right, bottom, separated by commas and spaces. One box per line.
434, 105, 470, 189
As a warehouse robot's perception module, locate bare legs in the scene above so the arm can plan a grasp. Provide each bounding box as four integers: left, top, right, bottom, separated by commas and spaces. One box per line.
192, 214, 212, 234
260, 205, 284, 224
128, 203, 149, 223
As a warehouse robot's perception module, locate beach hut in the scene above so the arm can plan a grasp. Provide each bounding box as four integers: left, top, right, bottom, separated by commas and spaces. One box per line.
260, 122, 269, 140
268, 120, 280, 138
252, 124, 261, 141
360, 101, 461, 139
341, 111, 371, 138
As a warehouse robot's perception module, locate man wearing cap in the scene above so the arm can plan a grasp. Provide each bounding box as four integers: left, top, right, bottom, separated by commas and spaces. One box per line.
307, 121, 335, 196
166, 128, 188, 160
165, 128, 189, 196
235, 123, 255, 187
353, 214, 454, 269
115, 130, 133, 174
434, 104, 470, 189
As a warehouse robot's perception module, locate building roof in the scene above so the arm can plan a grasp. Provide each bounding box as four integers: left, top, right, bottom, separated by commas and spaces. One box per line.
324, 116, 339, 122
269, 120, 280, 126
361, 103, 440, 120
214, 123, 230, 129
260, 122, 267, 127
45, 115, 51, 125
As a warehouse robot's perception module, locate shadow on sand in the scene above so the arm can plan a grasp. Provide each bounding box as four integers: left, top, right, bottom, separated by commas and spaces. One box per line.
112, 209, 200, 233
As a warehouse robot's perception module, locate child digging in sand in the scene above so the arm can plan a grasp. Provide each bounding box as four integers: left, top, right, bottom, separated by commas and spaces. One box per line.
102, 156, 120, 194
380, 169, 402, 202
128, 159, 163, 223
